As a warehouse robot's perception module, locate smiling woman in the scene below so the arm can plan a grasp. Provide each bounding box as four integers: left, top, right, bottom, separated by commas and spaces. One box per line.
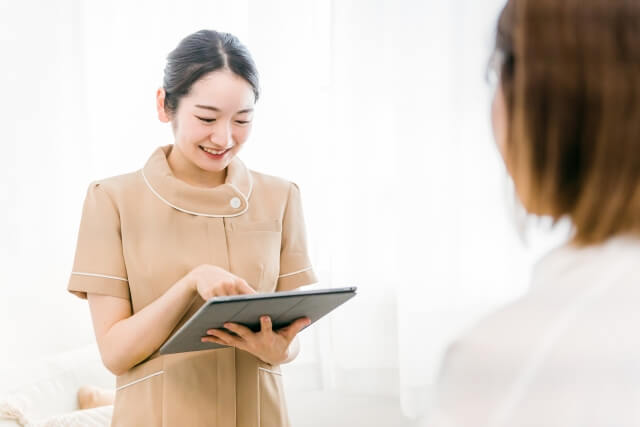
66, 29, 317, 427
158, 31, 259, 188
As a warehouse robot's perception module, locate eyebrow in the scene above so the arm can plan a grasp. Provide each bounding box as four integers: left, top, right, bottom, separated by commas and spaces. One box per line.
195, 104, 254, 114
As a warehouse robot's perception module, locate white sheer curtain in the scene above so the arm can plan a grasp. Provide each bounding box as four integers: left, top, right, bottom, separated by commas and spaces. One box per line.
1, 0, 569, 421
247, 0, 553, 419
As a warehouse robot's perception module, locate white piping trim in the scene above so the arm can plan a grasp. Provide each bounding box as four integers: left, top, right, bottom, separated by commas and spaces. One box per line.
230, 177, 254, 201
258, 367, 282, 376
141, 169, 253, 218
72, 272, 128, 282
278, 266, 312, 279
116, 370, 164, 391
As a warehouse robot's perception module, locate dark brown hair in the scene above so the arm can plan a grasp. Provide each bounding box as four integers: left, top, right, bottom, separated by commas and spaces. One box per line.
163, 30, 259, 115
493, 0, 640, 245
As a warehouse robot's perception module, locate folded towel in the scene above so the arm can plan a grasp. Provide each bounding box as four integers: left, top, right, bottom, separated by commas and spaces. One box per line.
0, 401, 111, 427
0, 398, 32, 426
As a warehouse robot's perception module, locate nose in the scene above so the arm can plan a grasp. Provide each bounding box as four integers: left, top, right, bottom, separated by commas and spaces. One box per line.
210, 121, 233, 148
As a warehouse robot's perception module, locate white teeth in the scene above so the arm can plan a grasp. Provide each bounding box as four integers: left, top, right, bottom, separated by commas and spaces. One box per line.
201, 146, 229, 155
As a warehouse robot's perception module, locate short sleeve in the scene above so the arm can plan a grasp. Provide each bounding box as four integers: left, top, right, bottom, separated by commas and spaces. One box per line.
276, 183, 318, 291
67, 182, 130, 300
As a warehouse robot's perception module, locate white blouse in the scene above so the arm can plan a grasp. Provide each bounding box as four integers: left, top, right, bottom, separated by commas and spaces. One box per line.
427, 236, 640, 427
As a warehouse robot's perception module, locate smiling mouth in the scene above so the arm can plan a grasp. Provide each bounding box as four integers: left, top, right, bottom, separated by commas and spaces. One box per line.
200, 145, 233, 156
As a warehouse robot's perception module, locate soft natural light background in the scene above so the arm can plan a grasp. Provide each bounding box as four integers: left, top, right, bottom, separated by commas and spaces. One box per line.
0, 0, 570, 424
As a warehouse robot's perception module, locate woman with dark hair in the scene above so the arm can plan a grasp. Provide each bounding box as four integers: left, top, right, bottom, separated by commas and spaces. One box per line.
427, 0, 640, 426
68, 30, 316, 426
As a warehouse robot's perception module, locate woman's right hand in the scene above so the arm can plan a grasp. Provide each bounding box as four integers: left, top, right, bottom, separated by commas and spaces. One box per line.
187, 264, 256, 300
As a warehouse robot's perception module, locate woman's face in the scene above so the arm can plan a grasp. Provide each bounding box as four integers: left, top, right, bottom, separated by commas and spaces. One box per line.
159, 69, 256, 173
491, 82, 508, 161
491, 80, 536, 213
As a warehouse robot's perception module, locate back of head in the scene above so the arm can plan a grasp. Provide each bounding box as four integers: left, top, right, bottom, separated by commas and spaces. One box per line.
494, 0, 640, 245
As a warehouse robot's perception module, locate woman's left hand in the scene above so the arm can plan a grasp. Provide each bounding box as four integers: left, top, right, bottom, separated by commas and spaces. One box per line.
202, 316, 311, 365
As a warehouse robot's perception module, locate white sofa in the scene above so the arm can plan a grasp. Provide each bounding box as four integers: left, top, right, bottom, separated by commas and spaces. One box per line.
0, 345, 412, 427
0, 345, 114, 427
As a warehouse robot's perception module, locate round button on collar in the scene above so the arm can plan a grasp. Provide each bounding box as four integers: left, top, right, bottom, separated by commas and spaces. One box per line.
230, 197, 242, 209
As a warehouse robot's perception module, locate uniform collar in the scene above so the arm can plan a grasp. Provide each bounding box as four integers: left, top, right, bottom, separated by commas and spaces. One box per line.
141, 145, 252, 217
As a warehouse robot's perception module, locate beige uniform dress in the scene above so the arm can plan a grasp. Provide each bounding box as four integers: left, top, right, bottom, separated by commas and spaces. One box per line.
68, 145, 317, 427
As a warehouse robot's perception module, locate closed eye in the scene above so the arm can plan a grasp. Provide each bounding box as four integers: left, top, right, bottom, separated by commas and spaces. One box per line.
196, 116, 216, 123
235, 120, 251, 125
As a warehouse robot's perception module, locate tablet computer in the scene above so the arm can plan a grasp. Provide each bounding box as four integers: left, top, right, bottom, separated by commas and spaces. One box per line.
159, 286, 357, 355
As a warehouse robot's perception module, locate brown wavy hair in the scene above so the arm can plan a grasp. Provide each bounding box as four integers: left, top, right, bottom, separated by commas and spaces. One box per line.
493, 0, 640, 245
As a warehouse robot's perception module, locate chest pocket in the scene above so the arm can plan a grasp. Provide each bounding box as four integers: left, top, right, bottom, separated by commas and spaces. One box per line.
226, 219, 282, 293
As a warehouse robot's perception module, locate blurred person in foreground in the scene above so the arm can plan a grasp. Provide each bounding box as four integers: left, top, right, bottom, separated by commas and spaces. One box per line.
426, 0, 640, 426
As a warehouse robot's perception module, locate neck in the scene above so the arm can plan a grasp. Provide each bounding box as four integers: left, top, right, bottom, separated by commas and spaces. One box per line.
166, 145, 227, 188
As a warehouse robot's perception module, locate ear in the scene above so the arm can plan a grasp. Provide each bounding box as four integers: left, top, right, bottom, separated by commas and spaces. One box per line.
156, 88, 170, 123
